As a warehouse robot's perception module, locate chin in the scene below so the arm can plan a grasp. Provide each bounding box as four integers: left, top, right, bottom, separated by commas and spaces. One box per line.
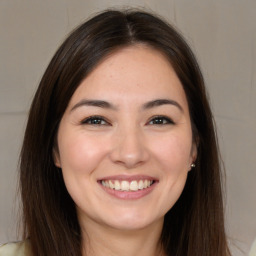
103, 212, 162, 231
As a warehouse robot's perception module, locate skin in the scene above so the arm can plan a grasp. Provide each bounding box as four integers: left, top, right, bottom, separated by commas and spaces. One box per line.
54, 45, 197, 256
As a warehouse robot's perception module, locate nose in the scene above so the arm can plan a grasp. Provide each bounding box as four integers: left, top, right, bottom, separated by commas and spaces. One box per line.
109, 125, 150, 169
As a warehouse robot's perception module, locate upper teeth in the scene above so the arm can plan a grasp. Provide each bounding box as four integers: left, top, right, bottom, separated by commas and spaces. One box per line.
101, 180, 153, 191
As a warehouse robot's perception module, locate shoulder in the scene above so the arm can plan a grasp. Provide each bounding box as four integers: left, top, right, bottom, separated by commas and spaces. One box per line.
250, 238, 256, 256
0, 240, 31, 256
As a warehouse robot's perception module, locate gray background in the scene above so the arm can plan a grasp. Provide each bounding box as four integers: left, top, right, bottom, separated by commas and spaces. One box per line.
0, 1, 255, 255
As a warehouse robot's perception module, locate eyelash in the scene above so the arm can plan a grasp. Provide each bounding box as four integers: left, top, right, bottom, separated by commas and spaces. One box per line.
81, 115, 110, 125
147, 115, 174, 125
81, 115, 174, 126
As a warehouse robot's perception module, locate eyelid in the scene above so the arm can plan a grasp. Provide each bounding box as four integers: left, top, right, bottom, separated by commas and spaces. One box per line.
147, 115, 175, 125
80, 115, 174, 126
81, 115, 111, 125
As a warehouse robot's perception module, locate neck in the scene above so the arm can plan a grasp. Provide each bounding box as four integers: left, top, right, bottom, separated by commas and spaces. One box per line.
81, 218, 165, 256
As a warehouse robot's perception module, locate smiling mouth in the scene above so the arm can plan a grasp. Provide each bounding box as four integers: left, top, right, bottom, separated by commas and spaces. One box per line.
100, 179, 155, 192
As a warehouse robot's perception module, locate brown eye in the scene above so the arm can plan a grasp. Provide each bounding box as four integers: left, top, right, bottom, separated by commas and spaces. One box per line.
81, 116, 109, 125
148, 116, 174, 125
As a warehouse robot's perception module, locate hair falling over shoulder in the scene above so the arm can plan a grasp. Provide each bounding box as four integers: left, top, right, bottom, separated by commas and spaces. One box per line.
19, 8, 231, 256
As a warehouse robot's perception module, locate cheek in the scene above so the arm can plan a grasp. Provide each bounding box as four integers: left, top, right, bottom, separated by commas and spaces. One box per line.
58, 133, 108, 175
57, 133, 110, 208
149, 134, 192, 214
151, 133, 192, 172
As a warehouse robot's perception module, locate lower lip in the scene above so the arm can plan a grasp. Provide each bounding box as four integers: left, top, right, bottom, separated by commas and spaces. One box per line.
99, 182, 157, 200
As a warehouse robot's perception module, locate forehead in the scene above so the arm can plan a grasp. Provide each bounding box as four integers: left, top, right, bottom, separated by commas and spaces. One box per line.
67, 45, 189, 111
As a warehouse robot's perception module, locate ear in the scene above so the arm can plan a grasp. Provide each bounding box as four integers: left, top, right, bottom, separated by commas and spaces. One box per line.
189, 141, 198, 171
191, 141, 197, 162
52, 147, 61, 168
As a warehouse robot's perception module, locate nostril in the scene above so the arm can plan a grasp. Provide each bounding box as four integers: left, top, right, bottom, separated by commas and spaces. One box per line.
109, 139, 150, 168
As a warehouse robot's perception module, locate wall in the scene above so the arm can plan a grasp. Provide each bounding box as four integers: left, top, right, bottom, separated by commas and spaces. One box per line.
0, 1, 255, 255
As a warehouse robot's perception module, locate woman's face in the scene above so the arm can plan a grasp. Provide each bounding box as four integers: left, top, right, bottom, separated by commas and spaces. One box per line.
55, 45, 197, 231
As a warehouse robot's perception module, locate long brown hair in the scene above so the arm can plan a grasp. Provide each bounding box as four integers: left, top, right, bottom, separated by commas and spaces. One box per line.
19, 9, 230, 256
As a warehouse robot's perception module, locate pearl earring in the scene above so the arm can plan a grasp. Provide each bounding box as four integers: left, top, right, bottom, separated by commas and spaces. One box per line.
191, 163, 196, 168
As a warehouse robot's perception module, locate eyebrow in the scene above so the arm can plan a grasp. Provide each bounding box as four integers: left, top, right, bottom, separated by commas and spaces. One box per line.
71, 100, 118, 111
70, 98, 183, 112
142, 99, 183, 112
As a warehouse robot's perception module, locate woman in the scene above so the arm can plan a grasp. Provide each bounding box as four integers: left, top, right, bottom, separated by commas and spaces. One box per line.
0, 9, 231, 256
